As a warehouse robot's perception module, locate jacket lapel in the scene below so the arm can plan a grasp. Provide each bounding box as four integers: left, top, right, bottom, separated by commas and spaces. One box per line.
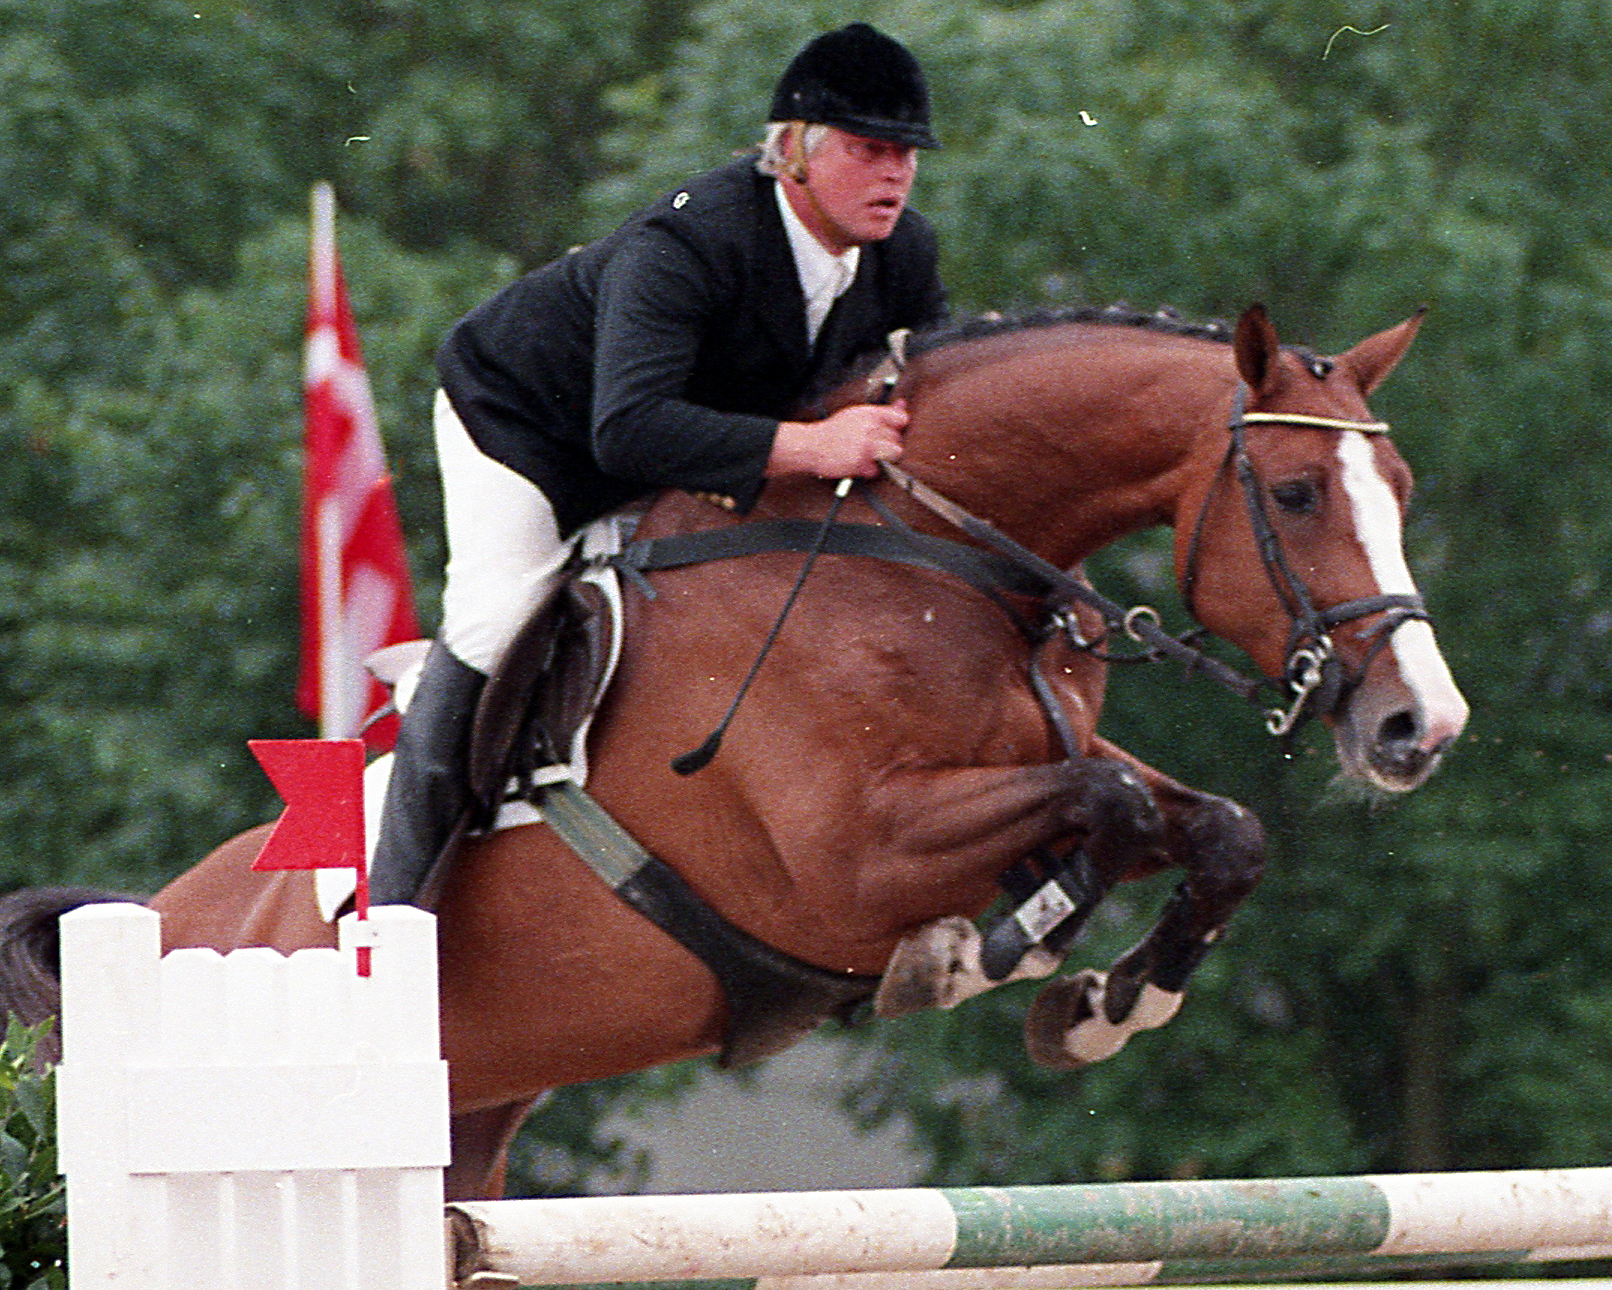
813, 248, 878, 367
751, 179, 812, 367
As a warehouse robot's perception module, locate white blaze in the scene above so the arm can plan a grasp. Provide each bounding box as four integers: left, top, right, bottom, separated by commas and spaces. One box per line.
1336, 433, 1469, 735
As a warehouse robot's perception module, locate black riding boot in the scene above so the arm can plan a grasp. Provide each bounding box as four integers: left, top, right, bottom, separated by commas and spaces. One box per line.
368, 641, 487, 907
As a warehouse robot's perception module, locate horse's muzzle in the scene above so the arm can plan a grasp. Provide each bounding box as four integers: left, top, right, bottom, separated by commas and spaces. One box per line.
1331, 656, 1469, 792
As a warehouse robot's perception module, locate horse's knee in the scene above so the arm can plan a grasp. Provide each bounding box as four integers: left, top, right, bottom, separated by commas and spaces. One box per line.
1064, 759, 1166, 864
1182, 794, 1266, 899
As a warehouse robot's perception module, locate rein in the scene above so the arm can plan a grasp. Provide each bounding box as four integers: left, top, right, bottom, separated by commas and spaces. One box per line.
614, 477, 1269, 776
868, 462, 1265, 704
617, 381, 1432, 772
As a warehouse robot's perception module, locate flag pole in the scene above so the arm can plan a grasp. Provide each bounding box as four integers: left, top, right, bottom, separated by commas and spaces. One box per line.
300, 180, 420, 747
310, 184, 349, 739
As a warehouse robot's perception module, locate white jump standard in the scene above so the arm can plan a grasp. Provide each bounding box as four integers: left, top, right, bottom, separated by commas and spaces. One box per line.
55, 901, 450, 1290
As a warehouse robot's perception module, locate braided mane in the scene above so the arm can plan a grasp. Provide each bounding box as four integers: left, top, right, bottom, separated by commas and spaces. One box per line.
811, 303, 1335, 417
905, 302, 1334, 378
907, 303, 1234, 357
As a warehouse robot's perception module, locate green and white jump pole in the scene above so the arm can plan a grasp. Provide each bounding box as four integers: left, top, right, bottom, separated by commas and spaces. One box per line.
448, 1167, 1612, 1289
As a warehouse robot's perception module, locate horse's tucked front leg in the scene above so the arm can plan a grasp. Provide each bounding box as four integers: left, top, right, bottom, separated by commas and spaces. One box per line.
874, 755, 1166, 1017
1024, 771, 1265, 1070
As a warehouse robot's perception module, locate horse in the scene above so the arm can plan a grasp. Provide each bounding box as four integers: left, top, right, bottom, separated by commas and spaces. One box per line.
0, 304, 1468, 1200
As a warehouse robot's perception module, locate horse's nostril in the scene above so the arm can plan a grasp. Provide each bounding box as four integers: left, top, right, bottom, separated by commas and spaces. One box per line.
1367, 706, 1442, 786
1377, 709, 1418, 747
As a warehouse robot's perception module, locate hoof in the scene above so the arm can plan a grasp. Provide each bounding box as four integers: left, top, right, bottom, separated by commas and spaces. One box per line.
1024, 969, 1107, 1069
876, 917, 1062, 1018
1023, 970, 1183, 1070
875, 916, 981, 1017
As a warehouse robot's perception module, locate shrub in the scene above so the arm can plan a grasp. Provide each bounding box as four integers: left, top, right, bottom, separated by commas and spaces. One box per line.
0, 1017, 65, 1290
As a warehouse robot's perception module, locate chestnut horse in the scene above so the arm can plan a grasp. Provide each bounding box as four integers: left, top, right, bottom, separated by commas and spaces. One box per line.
0, 305, 1467, 1199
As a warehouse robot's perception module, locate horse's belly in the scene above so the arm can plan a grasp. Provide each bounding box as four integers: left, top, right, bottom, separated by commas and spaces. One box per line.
433, 827, 730, 1105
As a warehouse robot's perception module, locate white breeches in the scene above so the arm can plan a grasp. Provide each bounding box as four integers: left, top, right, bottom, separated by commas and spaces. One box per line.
434, 389, 571, 675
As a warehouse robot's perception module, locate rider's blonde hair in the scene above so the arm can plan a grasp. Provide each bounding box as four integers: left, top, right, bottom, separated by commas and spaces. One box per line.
755, 121, 830, 182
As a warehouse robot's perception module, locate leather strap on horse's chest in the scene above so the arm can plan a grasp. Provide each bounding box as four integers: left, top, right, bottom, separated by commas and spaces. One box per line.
538, 780, 878, 1067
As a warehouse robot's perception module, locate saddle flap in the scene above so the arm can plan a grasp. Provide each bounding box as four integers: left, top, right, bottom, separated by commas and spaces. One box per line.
467, 575, 616, 820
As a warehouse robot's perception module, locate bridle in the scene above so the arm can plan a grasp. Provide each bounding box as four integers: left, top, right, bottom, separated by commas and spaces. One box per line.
1178, 384, 1429, 736
873, 382, 1428, 741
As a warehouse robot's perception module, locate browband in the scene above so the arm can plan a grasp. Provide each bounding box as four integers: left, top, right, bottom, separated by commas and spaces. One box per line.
1241, 411, 1391, 434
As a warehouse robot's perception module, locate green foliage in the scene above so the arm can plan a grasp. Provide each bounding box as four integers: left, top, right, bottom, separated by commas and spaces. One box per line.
0, 1019, 64, 1290
0, 214, 511, 892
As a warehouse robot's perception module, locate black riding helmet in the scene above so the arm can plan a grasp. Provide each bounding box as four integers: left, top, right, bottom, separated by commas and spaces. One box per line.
769, 23, 939, 150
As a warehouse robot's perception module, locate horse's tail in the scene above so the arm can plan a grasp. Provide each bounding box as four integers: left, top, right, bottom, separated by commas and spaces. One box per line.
0, 885, 141, 1062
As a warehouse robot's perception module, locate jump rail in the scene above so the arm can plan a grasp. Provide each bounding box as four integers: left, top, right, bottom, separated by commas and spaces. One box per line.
448, 1168, 1612, 1289
447, 1248, 1612, 1290
445, 1246, 1612, 1290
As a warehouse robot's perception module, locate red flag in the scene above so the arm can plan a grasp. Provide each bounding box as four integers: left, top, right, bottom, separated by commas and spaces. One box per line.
249, 739, 366, 875
249, 738, 374, 973
297, 181, 420, 750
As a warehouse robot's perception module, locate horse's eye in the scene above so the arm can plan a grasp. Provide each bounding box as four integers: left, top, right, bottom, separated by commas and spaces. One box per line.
1270, 480, 1319, 515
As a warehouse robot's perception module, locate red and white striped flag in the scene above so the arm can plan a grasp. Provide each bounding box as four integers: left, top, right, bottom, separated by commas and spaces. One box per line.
297, 181, 420, 749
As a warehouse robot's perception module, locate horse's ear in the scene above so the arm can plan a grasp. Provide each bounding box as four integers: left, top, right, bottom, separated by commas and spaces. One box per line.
1337, 306, 1428, 393
1233, 304, 1281, 394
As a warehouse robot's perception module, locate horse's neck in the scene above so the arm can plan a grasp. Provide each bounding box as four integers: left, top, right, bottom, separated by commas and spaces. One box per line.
901, 340, 1224, 565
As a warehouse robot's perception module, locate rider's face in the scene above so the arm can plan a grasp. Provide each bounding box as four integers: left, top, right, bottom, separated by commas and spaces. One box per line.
785, 126, 919, 253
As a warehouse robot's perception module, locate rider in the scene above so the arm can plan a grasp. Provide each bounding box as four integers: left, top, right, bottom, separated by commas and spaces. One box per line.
369, 23, 950, 907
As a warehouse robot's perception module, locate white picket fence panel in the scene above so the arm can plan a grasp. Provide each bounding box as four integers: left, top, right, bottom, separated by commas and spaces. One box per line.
56, 902, 450, 1290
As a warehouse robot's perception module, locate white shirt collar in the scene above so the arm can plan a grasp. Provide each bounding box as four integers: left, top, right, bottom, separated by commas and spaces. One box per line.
774, 181, 860, 345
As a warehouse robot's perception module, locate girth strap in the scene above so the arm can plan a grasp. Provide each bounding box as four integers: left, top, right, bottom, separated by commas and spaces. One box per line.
537, 781, 878, 1067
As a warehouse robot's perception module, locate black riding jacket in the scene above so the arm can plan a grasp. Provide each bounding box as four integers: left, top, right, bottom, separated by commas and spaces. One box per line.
436, 157, 947, 536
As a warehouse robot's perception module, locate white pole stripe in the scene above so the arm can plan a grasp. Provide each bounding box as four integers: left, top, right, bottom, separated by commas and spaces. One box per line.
453, 1189, 960, 1283
1372, 1167, 1612, 1255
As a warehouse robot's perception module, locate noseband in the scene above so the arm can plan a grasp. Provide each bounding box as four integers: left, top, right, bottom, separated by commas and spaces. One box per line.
1180, 384, 1429, 736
